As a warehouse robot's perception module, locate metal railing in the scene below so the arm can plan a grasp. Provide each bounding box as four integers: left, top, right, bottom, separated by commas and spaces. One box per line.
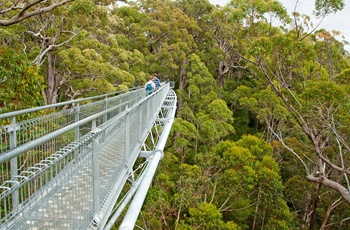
0, 83, 177, 229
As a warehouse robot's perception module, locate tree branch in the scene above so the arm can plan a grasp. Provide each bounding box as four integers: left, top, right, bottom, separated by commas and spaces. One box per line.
0, 0, 22, 14
0, 0, 74, 26
31, 30, 79, 65
307, 174, 350, 203
266, 123, 309, 174
18, 0, 45, 17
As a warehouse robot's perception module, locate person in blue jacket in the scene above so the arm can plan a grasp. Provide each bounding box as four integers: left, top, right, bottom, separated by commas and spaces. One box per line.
151, 73, 160, 88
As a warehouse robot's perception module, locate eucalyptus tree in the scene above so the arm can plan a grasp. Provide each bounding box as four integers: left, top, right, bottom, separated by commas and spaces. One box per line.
1, 0, 141, 103
107, 5, 150, 86
208, 0, 289, 89
170, 118, 197, 167
290, 0, 345, 40
228, 0, 350, 228
314, 29, 349, 80
208, 6, 244, 89
8, 0, 113, 104
176, 53, 235, 154
184, 203, 240, 229
1, 0, 135, 104
136, 0, 202, 109
173, 135, 295, 229
174, 0, 219, 78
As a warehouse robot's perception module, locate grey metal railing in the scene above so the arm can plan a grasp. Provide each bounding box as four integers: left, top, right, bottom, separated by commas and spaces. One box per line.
0, 83, 177, 229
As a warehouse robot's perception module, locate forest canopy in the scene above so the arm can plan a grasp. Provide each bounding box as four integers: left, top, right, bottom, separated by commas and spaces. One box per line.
1, 0, 350, 229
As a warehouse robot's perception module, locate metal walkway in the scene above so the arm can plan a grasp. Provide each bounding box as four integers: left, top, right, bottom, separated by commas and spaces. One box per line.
0, 83, 177, 229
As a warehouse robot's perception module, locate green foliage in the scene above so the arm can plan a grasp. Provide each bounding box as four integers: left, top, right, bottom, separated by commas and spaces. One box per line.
0, 46, 44, 113
57, 42, 137, 96
208, 136, 295, 229
315, 0, 345, 17
197, 99, 235, 145
299, 80, 350, 129
236, 134, 274, 160
170, 118, 198, 165
172, 163, 206, 228
336, 68, 350, 84
300, 80, 347, 105
0, 25, 22, 47
138, 185, 171, 229
186, 203, 239, 230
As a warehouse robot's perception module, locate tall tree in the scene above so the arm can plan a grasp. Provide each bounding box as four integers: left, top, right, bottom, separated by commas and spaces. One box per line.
234, 22, 350, 230
228, 0, 350, 227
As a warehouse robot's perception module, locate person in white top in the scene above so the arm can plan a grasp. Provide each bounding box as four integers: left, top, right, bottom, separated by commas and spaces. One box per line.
145, 76, 156, 95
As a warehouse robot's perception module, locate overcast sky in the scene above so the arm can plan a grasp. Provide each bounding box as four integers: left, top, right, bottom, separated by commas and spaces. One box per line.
209, 0, 350, 50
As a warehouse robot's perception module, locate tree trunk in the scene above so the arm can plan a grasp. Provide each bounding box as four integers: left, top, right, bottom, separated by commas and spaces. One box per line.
301, 191, 312, 230
308, 183, 322, 230
252, 185, 261, 230
320, 191, 335, 229
45, 52, 59, 104
217, 60, 229, 89
177, 60, 187, 111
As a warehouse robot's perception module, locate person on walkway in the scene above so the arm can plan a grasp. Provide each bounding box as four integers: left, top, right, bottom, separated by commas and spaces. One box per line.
145, 76, 156, 95
151, 73, 160, 88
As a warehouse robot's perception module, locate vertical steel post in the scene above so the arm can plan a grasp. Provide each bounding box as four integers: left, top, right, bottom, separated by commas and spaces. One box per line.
139, 104, 143, 143
103, 97, 108, 140
74, 103, 80, 140
92, 134, 100, 214
92, 118, 96, 130
125, 107, 130, 166
74, 103, 80, 161
147, 94, 150, 122
9, 116, 19, 211
92, 117, 100, 214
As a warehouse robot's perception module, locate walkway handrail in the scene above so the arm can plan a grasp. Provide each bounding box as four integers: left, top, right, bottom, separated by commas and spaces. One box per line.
0, 86, 143, 119
0, 96, 139, 164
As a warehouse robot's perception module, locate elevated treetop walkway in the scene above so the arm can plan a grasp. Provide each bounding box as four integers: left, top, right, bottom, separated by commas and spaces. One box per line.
0, 82, 177, 229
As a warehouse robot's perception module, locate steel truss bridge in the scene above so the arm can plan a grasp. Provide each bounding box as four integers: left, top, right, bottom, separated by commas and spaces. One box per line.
0, 83, 177, 230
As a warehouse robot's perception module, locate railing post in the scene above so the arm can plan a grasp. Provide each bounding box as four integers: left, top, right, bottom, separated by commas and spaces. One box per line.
119, 95, 123, 114
92, 117, 100, 213
125, 107, 130, 165
92, 134, 100, 214
92, 118, 96, 130
74, 103, 80, 140
147, 94, 151, 121
74, 104, 80, 161
9, 116, 19, 212
139, 104, 142, 142
103, 97, 108, 140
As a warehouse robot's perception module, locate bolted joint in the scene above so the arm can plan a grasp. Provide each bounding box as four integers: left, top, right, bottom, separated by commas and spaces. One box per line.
154, 149, 164, 159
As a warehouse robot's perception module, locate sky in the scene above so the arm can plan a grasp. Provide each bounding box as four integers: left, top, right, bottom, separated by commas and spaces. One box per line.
209, 0, 350, 50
